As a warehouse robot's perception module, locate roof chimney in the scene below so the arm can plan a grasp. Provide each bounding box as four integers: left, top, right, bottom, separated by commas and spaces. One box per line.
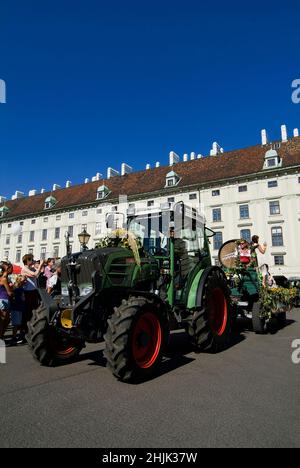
190, 152, 196, 160
52, 184, 61, 191
183, 154, 188, 162
281, 124, 288, 142
155, 162, 160, 168
197, 154, 203, 159
66, 181, 72, 188
84, 178, 89, 184
92, 173, 102, 182
210, 141, 222, 156
41, 188, 46, 194
107, 167, 120, 179
169, 151, 180, 166
146, 164, 151, 170
28, 189, 37, 196
12, 191, 25, 200
293, 128, 299, 138
0, 196, 7, 203
261, 129, 268, 146
121, 163, 133, 176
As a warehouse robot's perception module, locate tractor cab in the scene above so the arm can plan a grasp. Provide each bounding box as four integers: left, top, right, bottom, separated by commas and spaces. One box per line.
125, 202, 212, 306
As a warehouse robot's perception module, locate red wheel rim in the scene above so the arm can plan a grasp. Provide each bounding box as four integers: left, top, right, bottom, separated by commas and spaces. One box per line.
132, 312, 162, 369
49, 332, 75, 356
55, 346, 75, 356
209, 287, 228, 336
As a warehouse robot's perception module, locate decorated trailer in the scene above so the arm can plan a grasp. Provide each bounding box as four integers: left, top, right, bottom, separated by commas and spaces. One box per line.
218, 239, 296, 334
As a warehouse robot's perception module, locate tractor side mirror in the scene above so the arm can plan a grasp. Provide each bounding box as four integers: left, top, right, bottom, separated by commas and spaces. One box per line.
205, 227, 216, 238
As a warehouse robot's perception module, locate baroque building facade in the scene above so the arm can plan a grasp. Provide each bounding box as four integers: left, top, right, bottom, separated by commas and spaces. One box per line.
0, 126, 300, 278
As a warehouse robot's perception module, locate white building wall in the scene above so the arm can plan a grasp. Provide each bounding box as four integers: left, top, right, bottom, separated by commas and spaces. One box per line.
0, 171, 299, 278
201, 172, 300, 276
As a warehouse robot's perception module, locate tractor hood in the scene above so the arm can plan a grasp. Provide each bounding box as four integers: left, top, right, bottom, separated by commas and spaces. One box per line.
61, 247, 135, 297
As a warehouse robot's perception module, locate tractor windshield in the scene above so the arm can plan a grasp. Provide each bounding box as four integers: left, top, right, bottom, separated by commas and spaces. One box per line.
128, 208, 205, 258
128, 212, 170, 254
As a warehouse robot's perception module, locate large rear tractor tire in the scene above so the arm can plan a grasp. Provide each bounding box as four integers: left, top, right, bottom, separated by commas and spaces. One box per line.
104, 296, 168, 382
26, 305, 84, 366
187, 268, 232, 352
251, 302, 266, 334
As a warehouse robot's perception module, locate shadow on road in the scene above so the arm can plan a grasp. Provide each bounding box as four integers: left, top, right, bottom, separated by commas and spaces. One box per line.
234, 317, 296, 335
73, 328, 246, 384
284, 319, 296, 327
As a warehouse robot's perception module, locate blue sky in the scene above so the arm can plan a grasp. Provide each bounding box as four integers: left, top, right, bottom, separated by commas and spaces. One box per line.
0, 0, 299, 199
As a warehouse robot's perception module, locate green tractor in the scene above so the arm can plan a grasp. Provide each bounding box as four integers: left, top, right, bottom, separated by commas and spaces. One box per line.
27, 202, 232, 382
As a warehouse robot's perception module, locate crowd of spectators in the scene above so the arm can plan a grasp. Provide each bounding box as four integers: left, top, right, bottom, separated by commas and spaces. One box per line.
0, 254, 61, 346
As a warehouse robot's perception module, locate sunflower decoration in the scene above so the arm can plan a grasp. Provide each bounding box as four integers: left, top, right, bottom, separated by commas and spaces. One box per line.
259, 286, 297, 318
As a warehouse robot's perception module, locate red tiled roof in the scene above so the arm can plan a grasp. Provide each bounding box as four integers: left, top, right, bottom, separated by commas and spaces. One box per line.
2, 137, 300, 219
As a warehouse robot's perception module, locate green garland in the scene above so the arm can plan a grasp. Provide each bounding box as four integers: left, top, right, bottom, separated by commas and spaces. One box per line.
259, 286, 297, 319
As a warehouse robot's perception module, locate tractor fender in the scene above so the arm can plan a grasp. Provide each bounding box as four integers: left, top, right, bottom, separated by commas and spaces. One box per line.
129, 290, 167, 311
37, 288, 59, 321
194, 266, 227, 309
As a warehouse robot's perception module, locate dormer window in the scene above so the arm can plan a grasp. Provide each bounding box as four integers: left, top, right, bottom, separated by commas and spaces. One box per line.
96, 185, 110, 200
267, 158, 276, 168
0, 206, 9, 218
165, 171, 180, 188
44, 195, 57, 210
263, 149, 282, 170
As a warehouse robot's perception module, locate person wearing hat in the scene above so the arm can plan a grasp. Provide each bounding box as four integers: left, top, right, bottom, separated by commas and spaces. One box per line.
47, 260, 62, 296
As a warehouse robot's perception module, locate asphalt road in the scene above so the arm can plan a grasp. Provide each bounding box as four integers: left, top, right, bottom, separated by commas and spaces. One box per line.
1, 309, 300, 448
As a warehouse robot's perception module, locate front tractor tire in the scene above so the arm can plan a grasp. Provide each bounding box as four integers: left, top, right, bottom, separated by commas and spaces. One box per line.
26, 305, 84, 366
104, 296, 168, 382
187, 268, 232, 352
